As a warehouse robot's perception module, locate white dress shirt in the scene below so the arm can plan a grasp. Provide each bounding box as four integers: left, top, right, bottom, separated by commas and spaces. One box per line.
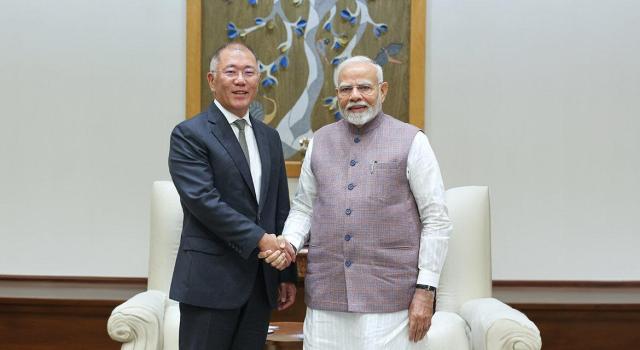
214, 100, 262, 204
282, 131, 452, 287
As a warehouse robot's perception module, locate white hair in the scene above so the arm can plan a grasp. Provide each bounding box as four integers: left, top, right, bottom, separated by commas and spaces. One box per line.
333, 56, 384, 87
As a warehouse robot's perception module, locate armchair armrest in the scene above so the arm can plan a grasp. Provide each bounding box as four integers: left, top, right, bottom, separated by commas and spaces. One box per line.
460, 297, 541, 350
107, 290, 167, 350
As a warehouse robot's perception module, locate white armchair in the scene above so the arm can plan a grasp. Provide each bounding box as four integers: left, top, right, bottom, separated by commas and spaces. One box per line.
427, 186, 542, 350
107, 182, 541, 350
108, 181, 182, 350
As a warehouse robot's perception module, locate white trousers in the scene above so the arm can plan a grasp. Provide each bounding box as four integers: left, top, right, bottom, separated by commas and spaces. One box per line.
303, 307, 429, 350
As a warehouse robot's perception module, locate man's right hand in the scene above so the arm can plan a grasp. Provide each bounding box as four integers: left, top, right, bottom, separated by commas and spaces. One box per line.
257, 233, 281, 253
258, 235, 296, 270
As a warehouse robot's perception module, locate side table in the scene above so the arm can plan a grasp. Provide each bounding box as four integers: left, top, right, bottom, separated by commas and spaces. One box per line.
264, 321, 303, 350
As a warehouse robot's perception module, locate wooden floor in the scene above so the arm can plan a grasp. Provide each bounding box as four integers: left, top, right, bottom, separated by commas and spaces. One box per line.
1, 278, 640, 349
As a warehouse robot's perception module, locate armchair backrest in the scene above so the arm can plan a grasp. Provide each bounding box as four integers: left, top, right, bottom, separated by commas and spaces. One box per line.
437, 186, 493, 313
148, 181, 183, 293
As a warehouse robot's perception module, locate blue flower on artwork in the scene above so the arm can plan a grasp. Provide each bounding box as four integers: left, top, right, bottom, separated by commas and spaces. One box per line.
373, 24, 388, 38
323, 96, 338, 110
270, 64, 278, 74
261, 77, 276, 87
340, 9, 356, 25
279, 56, 289, 69
323, 22, 332, 32
255, 17, 265, 25
294, 19, 307, 37
334, 111, 343, 120
331, 57, 345, 66
248, 0, 258, 6
258, 62, 265, 71
227, 22, 238, 39
333, 41, 342, 50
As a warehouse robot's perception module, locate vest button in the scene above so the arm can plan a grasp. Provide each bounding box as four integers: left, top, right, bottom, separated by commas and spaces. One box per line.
345, 260, 352, 267
344, 234, 351, 241
354, 137, 360, 143
347, 183, 355, 190
350, 159, 356, 166
345, 208, 352, 215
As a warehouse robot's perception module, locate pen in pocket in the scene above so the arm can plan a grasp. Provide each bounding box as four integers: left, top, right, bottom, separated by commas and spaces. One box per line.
370, 160, 377, 174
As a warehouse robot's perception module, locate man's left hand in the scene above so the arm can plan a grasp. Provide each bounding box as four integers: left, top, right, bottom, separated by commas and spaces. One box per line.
277, 282, 297, 311
408, 289, 435, 342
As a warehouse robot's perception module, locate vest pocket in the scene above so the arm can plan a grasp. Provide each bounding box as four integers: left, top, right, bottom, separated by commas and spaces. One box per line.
370, 161, 404, 201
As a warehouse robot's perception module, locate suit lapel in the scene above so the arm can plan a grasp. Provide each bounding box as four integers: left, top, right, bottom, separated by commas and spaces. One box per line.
207, 104, 257, 204
251, 116, 271, 214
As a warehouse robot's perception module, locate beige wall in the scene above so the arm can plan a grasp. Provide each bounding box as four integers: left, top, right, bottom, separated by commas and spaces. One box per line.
426, 0, 640, 280
0, 0, 184, 276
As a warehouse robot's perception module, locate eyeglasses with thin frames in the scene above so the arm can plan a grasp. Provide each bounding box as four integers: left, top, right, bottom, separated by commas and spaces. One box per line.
336, 82, 382, 97
215, 68, 258, 80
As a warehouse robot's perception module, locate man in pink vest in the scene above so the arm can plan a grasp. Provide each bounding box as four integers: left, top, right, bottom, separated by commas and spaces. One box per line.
261, 56, 452, 349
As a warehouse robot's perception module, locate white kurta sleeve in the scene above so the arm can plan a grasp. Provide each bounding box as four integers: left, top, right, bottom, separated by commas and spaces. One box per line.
407, 132, 452, 287
282, 140, 317, 251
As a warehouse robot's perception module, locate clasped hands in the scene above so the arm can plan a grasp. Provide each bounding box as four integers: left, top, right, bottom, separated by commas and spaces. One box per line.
257, 233, 296, 270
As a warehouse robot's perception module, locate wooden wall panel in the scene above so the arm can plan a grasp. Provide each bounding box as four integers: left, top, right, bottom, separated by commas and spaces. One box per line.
514, 304, 640, 350
2, 276, 640, 349
3, 297, 640, 350
0, 298, 120, 350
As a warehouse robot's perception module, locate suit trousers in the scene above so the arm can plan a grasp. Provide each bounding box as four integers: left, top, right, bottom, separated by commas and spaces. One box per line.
179, 264, 272, 350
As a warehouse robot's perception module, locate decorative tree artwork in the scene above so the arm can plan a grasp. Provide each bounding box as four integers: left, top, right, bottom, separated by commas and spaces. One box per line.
197, 0, 419, 161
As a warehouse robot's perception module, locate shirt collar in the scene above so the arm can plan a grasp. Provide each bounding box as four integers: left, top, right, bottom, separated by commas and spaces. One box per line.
214, 99, 252, 127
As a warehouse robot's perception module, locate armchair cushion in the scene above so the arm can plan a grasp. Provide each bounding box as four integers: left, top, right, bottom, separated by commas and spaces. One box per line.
460, 298, 541, 350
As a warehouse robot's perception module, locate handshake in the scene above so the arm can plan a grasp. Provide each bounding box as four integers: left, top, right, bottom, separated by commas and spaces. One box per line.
257, 233, 296, 270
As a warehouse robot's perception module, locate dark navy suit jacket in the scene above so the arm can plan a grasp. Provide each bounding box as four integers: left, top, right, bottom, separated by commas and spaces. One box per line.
168, 102, 296, 309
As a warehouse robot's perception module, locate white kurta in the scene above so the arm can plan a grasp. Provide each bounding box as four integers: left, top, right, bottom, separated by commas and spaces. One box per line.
283, 131, 452, 349
304, 307, 433, 349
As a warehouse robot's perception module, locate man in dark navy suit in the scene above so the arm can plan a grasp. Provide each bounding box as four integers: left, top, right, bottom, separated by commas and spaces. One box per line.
168, 42, 297, 350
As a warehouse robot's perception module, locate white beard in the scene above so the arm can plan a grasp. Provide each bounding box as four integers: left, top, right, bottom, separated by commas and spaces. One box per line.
340, 97, 382, 126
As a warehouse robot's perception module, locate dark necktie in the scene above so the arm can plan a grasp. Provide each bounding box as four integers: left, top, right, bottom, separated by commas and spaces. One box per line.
233, 119, 250, 165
